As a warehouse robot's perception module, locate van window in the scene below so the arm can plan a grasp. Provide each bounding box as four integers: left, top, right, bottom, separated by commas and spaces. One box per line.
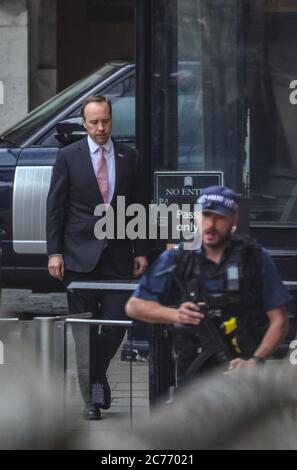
41, 75, 136, 148
2, 64, 118, 145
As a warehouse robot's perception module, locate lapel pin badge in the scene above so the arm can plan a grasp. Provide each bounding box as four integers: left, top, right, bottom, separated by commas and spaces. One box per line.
118, 153, 125, 158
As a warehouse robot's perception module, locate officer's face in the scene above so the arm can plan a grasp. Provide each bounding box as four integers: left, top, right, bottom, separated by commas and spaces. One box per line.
83, 101, 112, 145
202, 211, 237, 248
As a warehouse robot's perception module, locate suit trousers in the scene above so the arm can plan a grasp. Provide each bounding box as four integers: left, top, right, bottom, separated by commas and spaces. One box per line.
64, 248, 132, 404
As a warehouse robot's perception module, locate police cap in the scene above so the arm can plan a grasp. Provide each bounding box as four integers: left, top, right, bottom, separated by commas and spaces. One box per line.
197, 185, 239, 216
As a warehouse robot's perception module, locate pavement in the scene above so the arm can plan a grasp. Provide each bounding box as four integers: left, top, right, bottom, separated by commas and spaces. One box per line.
0, 288, 150, 448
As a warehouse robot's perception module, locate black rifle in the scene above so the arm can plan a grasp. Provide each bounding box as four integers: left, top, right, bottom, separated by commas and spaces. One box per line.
154, 263, 236, 380
171, 271, 235, 368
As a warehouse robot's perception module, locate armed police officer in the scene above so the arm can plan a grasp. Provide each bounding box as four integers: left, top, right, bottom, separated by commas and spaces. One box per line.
126, 186, 290, 379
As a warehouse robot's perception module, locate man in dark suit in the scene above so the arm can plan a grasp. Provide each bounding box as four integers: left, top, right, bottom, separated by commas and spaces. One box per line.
46, 95, 148, 420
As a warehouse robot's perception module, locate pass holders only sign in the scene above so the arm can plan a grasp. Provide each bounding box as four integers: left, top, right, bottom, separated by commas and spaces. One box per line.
154, 171, 224, 249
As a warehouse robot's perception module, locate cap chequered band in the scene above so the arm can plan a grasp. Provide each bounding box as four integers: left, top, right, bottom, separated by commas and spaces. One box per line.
198, 194, 238, 211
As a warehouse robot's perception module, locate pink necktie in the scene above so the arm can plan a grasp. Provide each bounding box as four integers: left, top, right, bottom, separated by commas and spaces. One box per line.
97, 147, 108, 203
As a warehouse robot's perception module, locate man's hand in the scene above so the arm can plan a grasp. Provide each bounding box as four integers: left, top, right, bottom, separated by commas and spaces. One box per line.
175, 302, 205, 325
48, 255, 64, 280
133, 256, 148, 277
227, 357, 257, 372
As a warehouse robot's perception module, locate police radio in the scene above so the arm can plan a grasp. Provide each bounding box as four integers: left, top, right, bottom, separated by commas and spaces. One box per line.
226, 263, 240, 292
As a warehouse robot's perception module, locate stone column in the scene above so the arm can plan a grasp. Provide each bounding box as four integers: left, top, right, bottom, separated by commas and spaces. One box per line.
28, 0, 57, 110
0, 0, 28, 134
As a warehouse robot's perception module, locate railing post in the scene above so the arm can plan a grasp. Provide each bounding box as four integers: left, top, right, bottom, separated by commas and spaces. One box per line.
34, 317, 56, 387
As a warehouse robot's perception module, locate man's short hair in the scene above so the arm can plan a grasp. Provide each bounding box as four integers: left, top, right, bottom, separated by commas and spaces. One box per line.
81, 95, 112, 119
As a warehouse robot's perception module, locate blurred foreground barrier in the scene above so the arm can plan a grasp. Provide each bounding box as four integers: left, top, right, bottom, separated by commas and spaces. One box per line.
88, 363, 297, 450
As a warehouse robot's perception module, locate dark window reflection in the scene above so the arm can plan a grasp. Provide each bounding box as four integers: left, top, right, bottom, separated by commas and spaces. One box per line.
152, 0, 297, 224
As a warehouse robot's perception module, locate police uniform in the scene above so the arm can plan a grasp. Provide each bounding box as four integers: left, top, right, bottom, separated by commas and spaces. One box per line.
133, 246, 290, 314
133, 186, 291, 379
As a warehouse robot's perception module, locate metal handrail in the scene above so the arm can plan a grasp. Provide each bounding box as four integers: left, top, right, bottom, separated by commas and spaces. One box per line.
0, 318, 19, 322
284, 281, 297, 290
67, 280, 139, 292
65, 318, 133, 327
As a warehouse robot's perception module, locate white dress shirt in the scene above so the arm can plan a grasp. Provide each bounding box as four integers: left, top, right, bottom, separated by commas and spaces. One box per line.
87, 135, 116, 203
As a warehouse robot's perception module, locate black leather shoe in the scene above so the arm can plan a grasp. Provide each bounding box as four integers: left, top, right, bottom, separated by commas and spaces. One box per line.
83, 404, 102, 421
91, 376, 111, 410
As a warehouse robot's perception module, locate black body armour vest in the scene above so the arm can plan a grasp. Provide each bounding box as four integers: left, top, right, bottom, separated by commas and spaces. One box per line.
170, 236, 268, 358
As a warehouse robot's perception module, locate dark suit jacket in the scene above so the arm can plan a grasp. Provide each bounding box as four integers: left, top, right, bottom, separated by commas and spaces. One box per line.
46, 137, 148, 274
